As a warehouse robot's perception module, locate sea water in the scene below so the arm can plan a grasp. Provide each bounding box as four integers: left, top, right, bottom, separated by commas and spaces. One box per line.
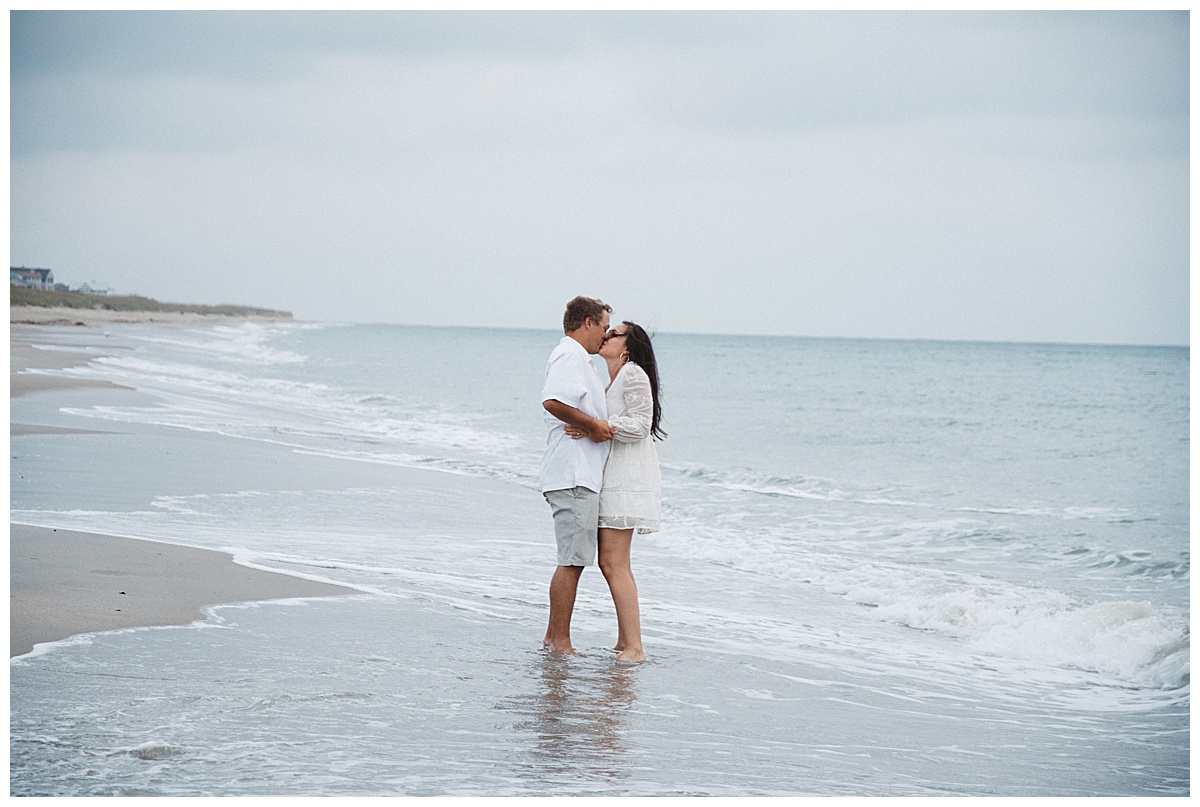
9, 322, 1189, 795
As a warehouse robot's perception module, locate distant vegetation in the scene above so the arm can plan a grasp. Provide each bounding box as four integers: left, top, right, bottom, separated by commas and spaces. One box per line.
11, 286, 291, 318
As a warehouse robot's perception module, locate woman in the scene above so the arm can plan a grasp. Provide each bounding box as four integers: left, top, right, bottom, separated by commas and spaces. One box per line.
566, 321, 665, 662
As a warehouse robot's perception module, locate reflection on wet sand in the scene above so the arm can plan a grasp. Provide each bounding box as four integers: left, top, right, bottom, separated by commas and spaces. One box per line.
504, 652, 642, 782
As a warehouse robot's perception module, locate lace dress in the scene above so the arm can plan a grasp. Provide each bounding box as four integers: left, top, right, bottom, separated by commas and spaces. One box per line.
598, 361, 662, 533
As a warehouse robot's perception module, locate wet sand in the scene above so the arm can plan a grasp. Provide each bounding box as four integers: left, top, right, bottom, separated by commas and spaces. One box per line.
9, 334, 132, 399
10, 525, 353, 657
10, 314, 353, 657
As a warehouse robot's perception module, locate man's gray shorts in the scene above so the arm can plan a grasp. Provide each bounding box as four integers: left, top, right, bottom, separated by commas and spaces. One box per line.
544, 486, 599, 567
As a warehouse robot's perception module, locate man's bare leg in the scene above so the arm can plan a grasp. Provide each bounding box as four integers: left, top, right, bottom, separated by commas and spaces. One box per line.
598, 528, 646, 662
544, 565, 584, 655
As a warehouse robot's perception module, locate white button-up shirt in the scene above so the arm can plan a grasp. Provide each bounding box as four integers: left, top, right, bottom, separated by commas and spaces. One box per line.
539, 336, 610, 494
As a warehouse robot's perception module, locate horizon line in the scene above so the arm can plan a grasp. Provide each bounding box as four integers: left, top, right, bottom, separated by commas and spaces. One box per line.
296, 319, 1190, 351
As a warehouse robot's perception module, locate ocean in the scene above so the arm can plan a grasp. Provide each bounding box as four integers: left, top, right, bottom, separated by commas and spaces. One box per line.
9, 321, 1189, 796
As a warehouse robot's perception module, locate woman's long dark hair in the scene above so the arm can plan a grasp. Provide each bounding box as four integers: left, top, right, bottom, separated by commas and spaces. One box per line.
621, 321, 666, 440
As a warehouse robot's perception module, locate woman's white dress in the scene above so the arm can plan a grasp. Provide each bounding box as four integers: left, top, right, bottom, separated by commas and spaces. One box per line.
598, 361, 662, 533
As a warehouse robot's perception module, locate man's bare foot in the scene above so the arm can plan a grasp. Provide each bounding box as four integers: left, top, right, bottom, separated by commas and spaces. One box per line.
615, 648, 646, 662
544, 641, 578, 655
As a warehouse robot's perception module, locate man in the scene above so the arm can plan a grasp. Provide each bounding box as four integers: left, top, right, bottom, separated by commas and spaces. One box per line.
539, 295, 614, 655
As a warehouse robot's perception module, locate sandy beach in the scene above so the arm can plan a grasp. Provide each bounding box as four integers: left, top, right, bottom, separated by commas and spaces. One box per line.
10, 525, 352, 657
11, 304, 289, 398
10, 331, 131, 401
10, 308, 352, 657
11, 305, 291, 327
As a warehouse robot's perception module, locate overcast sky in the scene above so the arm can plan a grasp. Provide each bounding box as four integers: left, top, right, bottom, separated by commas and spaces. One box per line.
10, 10, 1189, 345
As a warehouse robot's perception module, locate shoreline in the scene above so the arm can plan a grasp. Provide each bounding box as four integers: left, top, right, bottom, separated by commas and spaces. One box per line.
9, 303, 293, 399
10, 335, 132, 399
11, 304, 292, 327
10, 525, 355, 658
10, 316, 352, 657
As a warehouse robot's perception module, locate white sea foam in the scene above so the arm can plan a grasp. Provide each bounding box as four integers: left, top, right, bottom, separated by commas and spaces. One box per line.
648, 517, 1189, 690
121, 322, 311, 365
661, 463, 1148, 523
51, 352, 527, 459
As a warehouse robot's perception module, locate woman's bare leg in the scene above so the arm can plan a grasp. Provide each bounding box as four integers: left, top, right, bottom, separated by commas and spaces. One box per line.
598, 527, 646, 662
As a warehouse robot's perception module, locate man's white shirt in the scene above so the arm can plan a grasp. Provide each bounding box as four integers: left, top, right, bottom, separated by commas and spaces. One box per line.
539, 336, 610, 494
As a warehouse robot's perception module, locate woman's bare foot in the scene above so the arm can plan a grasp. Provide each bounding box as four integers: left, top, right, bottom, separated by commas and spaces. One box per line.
615, 648, 646, 662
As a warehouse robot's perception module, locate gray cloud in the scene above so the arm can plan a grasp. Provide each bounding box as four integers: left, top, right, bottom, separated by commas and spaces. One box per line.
9, 10, 1188, 345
